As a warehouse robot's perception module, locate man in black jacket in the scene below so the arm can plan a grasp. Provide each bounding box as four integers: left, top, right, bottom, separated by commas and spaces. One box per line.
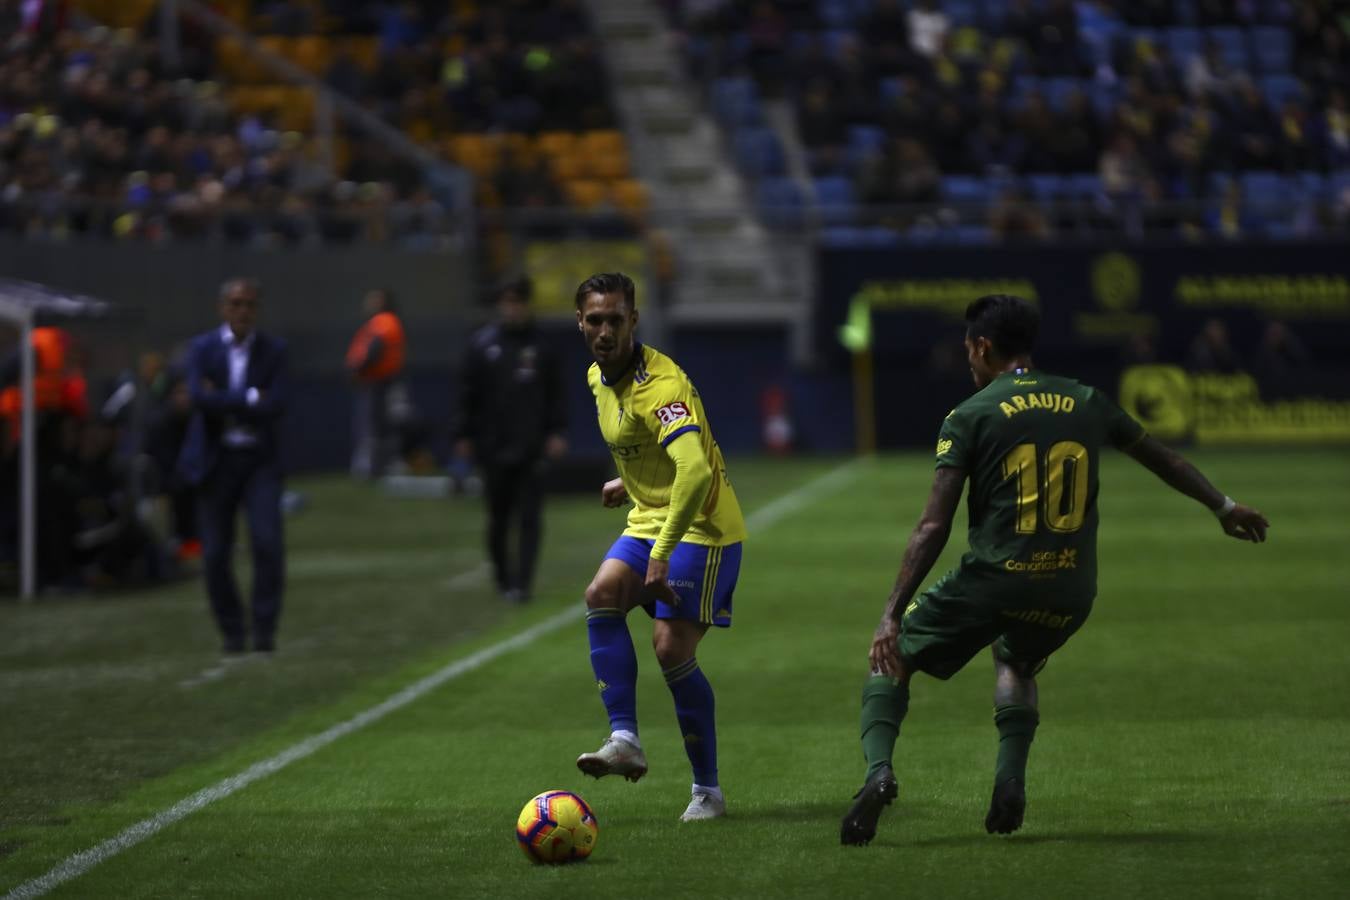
454, 278, 567, 603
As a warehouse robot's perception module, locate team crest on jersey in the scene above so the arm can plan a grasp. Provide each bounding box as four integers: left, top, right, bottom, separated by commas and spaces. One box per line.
655, 401, 691, 425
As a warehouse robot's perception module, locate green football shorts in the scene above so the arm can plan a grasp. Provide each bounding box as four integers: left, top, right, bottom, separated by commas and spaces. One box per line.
897, 568, 1094, 680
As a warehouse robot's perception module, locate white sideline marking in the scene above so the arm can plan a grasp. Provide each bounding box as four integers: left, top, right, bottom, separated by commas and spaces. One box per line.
441, 561, 491, 590
3, 459, 862, 900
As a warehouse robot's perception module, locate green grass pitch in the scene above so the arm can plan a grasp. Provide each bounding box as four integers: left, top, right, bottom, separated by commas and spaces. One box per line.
1, 450, 1347, 898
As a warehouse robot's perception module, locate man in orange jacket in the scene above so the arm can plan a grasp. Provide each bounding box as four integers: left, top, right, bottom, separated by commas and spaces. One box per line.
345, 288, 406, 479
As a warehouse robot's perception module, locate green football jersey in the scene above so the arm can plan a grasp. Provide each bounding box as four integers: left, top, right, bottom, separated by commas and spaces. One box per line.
935, 369, 1145, 596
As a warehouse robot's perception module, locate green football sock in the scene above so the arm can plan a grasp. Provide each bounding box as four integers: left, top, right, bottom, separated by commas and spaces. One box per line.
993, 704, 1040, 786
860, 675, 909, 780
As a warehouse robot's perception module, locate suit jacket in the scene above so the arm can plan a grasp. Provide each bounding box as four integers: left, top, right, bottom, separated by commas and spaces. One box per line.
177, 327, 289, 485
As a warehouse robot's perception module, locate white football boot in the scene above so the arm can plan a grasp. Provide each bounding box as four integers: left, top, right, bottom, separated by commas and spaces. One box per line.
576, 736, 648, 782
679, 790, 726, 822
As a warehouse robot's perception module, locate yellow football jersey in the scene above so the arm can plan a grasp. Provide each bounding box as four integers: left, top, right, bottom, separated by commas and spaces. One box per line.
588, 344, 746, 547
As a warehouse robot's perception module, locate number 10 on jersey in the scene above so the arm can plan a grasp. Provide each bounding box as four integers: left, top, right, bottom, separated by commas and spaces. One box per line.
1001, 441, 1089, 534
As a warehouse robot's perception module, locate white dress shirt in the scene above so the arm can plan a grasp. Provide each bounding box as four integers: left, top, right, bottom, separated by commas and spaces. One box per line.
220, 324, 260, 448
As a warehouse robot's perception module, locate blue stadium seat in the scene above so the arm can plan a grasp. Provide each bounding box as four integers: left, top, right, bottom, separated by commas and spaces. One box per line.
1090, 83, 1119, 120
878, 77, 906, 103
813, 176, 858, 226
846, 125, 887, 167
1043, 77, 1084, 112
1294, 171, 1326, 199
1250, 26, 1293, 74
952, 225, 993, 245
941, 175, 993, 205
820, 226, 901, 248
711, 77, 761, 127
945, 0, 979, 28
1206, 171, 1235, 198
823, 29, 855, 60
1163, 27, 1203, 64
1208, 27, 1249, 71
756, 176, 806, 229
820, 0, 858, 28
732, 127, 786, 178
1260, 74, 1304, 110
1026, 173, 1067, 202
1067, 173, 1102, 199
1240, 171, 1287, 215
1330, 171, 1350, 199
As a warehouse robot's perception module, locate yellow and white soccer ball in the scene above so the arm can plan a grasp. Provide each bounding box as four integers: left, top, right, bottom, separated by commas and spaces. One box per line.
515, 790, 598, 864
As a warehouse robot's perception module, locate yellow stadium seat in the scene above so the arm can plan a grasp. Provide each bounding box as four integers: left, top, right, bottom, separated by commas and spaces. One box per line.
563, 179, 608, 210
73, 0, 156, 28
611, 179, 649, 216
536, 131, 576, 158
340, 37, 380, 72
549, 153, 588, 181
579, 129, 626, 156
587, 149, 631, 180
292, 36, 333, 75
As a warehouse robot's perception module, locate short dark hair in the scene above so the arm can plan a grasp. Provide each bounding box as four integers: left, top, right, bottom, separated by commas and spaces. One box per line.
574, 272, 636, 311
492, 276, 533, 304
965, 294, 1039, 357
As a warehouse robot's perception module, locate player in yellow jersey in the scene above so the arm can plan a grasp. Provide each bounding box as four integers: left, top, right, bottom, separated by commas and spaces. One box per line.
572, 272, 746, 822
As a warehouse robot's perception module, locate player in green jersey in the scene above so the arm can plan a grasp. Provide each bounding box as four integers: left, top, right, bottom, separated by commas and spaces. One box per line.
840, 294, 1269, 846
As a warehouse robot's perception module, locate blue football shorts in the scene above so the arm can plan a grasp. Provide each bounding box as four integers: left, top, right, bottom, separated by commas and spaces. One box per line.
604, 536, 742, 627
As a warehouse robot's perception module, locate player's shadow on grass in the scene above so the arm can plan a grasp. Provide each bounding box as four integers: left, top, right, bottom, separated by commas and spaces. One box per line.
908, 830, 1205, 848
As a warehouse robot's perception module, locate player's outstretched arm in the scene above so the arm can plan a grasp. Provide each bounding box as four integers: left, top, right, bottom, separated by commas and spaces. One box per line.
1124, 436, 1269, 543
870, 466, 966, 675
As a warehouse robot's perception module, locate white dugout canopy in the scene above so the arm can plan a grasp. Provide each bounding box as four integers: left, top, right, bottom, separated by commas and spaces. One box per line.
0, 278, 123, 600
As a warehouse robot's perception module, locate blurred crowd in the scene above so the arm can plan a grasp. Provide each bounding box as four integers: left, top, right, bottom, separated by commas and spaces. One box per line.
0, 330, 201, 592
668, 0, 1350, 239
0, 0, 621, 245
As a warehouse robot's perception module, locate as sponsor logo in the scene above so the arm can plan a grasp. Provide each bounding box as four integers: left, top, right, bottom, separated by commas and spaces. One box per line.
936, 438, 953, 456
656, 401, 690, 426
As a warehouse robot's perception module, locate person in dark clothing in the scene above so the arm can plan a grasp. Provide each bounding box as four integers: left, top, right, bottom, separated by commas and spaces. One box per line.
454, 278, 567, 603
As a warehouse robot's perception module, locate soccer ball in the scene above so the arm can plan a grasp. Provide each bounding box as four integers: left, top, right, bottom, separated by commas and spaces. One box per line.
515, 790, 598, 864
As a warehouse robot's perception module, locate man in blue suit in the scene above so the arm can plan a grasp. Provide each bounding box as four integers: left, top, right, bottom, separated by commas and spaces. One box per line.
179, 278, 289, 654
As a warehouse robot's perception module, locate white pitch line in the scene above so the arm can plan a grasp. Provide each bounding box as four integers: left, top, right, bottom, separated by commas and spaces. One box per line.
3, 459, 862, 900
441, 561, 491, 590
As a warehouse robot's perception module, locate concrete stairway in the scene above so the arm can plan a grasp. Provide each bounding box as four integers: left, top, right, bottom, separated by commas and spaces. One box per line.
585, 0, 812, 345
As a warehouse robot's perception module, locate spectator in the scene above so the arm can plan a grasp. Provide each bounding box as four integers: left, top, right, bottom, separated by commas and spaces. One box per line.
345, 287, 406, 480
1099, 132, 1150, 234
1185, 317, 1241, 373
1205, 180, 1262, 239
453, 277, 567, 604
860, 137, 940, 208
1256, 321, 1311, 379
906, 0, 949, 61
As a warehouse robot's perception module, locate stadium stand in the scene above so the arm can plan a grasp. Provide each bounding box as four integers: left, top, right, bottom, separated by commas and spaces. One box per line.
0, 0, 643, 244
663, 0, 1350, 244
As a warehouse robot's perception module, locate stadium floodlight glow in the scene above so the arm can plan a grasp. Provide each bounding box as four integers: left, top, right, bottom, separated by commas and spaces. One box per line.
0, 279, 118, 600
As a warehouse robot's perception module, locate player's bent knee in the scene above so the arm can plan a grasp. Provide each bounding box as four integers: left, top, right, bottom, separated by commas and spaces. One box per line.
652, 621, 704, 669
583, 579, 621, 609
